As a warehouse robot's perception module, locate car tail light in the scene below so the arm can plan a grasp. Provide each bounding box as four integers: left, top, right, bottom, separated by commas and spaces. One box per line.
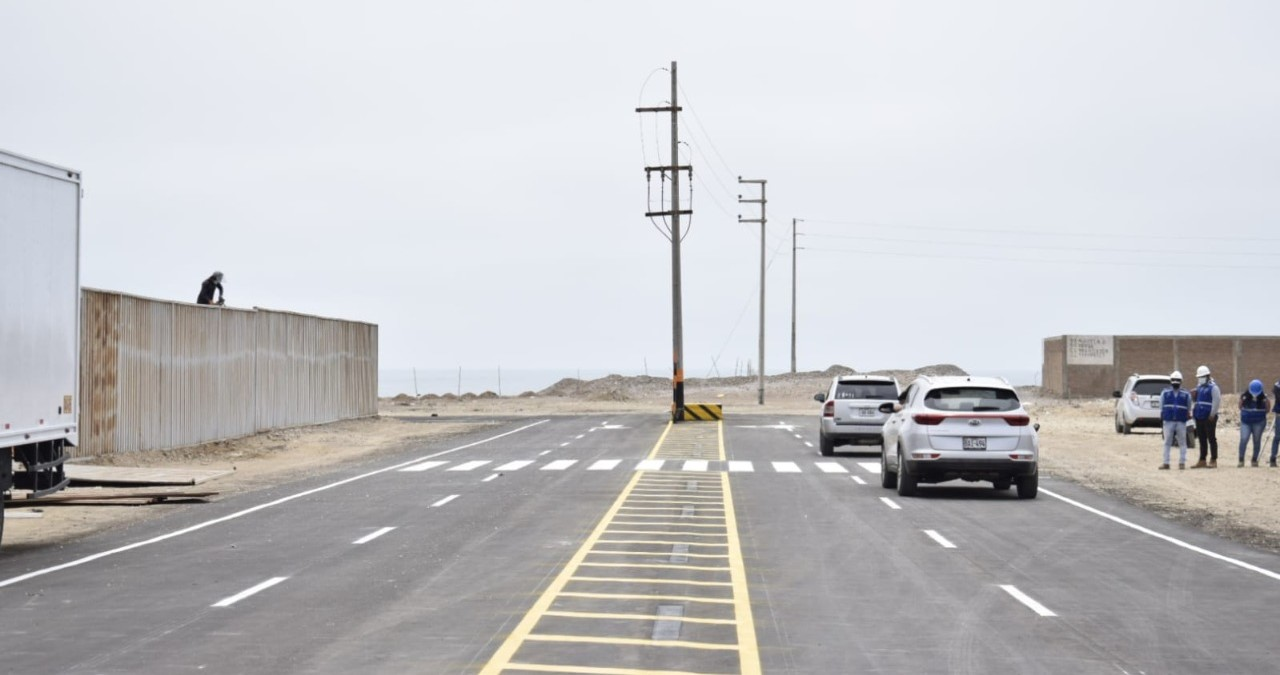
1008, 452, 1034, 461
1129, 392, 1138, 404
912, 413, 946, 425
1002, 415, 1031, 426
911, 451, 941, 460
823, 400, 834, 418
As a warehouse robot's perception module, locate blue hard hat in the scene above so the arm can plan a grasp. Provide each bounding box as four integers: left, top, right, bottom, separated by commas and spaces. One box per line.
1250, 379, 1263, 395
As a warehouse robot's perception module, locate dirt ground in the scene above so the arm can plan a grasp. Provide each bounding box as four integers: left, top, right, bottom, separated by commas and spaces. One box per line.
5, 367, 1279, 555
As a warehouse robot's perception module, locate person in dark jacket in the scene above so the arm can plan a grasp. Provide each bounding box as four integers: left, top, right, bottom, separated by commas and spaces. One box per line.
1190, 365, 1222, 468
1270, 380, 1280, 468
1238, 379, 1269, 467
197, 271, 224, 306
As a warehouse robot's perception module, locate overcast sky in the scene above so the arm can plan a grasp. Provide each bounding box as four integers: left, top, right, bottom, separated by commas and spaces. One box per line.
3, 1, 1277, 381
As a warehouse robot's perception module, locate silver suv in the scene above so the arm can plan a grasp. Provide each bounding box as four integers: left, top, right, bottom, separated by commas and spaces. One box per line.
814, 375, 901, 456
879, 376, 1040, 498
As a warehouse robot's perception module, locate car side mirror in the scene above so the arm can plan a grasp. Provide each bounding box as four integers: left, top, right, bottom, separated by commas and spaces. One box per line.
1033, 423, 1041, 432
814, 393, 826, 403
878, 402, 901, 414
1112, 390, 1122, 398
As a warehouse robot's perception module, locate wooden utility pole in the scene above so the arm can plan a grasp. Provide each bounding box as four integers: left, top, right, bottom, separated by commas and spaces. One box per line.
739, 178, 767, 405
636, 62, 691, 422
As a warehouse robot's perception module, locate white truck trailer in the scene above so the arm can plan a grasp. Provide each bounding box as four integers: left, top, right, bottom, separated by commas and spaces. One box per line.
0, 149, 78, 546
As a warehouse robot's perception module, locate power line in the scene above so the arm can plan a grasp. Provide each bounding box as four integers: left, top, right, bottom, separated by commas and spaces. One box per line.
805, 218, 1280, 243
802, 232, 1280, 258
802, 244, 1277, 271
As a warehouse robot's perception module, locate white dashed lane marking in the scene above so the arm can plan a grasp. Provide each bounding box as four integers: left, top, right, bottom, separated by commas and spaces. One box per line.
851, 476, 867, 485
353, 527, 396, 545
880, 497, 901, 510
432, 495, 459, 507
1000, 585, 1057, 617
924, 530, 956, 549
212, 577, 288, 608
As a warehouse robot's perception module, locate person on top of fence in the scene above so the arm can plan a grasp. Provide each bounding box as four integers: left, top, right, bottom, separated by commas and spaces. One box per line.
1160, 370, 1191, 470
1238, 379, 1269, 467
197, 271, 225, 306
1190, 365, 1221, 468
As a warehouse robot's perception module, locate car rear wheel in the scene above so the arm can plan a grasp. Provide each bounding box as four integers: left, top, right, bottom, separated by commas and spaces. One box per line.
819, 434, 834, 457
880, 451, 896, 489
895, 451, 918, 497
1121, 418, 1132, 434
1114, 414, 1123, 434
1016, 473, 1038, 499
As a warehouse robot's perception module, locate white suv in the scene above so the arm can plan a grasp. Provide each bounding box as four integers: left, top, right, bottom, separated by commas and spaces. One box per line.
879, 376, 1040, 499
1113, 374, 1196, 447
814, 375, 900, 456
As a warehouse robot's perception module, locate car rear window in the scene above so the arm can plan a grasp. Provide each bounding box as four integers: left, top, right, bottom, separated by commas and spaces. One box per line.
923, 387, 1020, 412
834, 383, 898, 400
1133, 380, 1168, 396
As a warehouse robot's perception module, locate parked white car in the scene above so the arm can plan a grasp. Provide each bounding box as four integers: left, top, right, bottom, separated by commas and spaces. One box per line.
1113, 374, 1196, 448
879, 376, 1040, 499
813, 375, 900, 456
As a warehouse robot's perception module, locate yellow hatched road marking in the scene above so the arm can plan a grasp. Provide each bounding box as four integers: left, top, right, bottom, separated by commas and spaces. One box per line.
578, 562, 731, 572
506, 662, 716, 675
604, 529, 728, 538
569, 576, 732, 587
587, 550, 730, 559
543, 610, 737, 625
480, 419, 759, 674
595, 540, 729, 547
558, 591, 734, 605
525, 634, 737, 651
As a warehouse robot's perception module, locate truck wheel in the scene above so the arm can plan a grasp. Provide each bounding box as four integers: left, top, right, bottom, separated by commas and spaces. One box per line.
0, 493, 5, 547
1016, 473, 1039, 499
896, 451, 918, 497
819, 434, 835, 457
880, 452, 896, 489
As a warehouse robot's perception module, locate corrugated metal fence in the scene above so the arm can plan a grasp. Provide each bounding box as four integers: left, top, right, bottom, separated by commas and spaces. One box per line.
78, 289, 377, 457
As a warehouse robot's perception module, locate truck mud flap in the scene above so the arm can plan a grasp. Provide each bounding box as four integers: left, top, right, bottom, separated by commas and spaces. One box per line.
13, 439, 70, 498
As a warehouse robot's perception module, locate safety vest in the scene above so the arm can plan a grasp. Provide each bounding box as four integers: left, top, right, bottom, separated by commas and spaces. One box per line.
1161, 388, 1190, 422
1240, 392, 1269, 425
1193, 383, 1216, 419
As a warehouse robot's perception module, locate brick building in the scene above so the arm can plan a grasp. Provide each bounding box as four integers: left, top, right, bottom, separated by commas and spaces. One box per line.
1042, 335, 1280, 398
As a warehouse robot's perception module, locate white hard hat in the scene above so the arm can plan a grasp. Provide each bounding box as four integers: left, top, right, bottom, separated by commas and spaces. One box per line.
1170, 370, 1183, 381
1196, 365, 1211, 378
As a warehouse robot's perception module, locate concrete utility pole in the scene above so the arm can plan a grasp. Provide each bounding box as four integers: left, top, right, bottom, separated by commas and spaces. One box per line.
636, 62, 691, 422
791, 217, 803, 374
739, 178, 767, 405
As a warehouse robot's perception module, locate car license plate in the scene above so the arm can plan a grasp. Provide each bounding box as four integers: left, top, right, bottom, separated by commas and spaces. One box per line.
962, 437, 987, 451
858, 408, 875, 417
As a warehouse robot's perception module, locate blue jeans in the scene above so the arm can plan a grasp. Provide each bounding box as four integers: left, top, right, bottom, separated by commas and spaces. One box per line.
1239, 420, 1266, 462
1163, 421, 1188, 465
1272, 418, 1280, 463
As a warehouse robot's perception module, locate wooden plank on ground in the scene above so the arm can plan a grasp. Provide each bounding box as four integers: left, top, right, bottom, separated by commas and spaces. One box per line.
11, 488, 218, 506
66, 465, 233, 487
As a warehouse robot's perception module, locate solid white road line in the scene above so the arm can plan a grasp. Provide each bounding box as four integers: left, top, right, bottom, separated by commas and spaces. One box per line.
1041, 488, 1280, 582
0, 419, 551, 590
482, 474, 499, 483
449, 460, 492, 472
432, 495, 459, 507
815, 462, 847, 474
495, 460, 535, 471
880, 497, 901, 510
924, 529, 956, 549
213, 577, 288, 608
858, 461, 881, 474
353, 527, 396, 545
999, 585, 1057, 617
727, 461, 754, 472
683, 460, 709, 472
589, 459, 622, 471
400, 460, 447, 473
542, 459, 577, 471
851, 476, 867, 485
772, 462, 801, 473
635, 459, 665, 471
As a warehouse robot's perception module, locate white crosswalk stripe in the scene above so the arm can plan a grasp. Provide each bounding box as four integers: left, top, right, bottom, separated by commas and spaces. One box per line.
682, 460, 709, 472
635, 459, 665, 471
399, 460, 447, 473
858, 461, 881, 474
588, 459, 622, 470
494, 460, 534, 471
448, 460, 491, 472
542, 459, 577, 471
815, 462, 848, 474
772, 462, 801, 473
727, 461, 754, 472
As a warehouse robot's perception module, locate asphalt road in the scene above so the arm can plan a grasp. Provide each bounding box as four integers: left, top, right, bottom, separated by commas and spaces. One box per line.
2, 413, 1278, 674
